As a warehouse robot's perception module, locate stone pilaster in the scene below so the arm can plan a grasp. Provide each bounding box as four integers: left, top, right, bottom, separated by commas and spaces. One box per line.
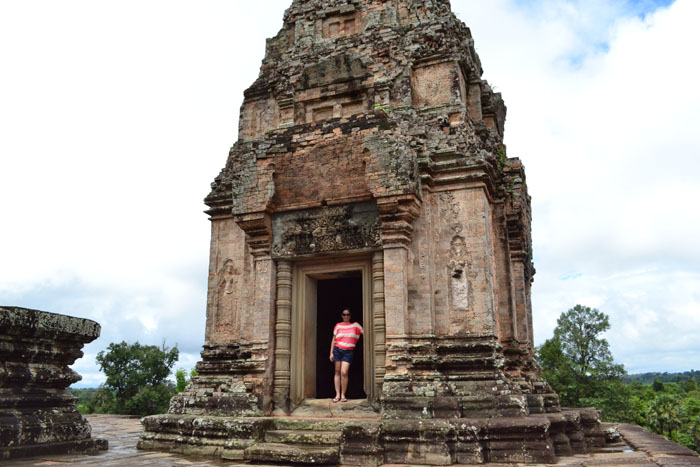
372, 251, 386, 399
273, 260, 292, 413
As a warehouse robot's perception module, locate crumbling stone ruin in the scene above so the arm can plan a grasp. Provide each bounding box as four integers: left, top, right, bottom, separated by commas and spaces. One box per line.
0, 307, 107, 460
139, 0, 606, 464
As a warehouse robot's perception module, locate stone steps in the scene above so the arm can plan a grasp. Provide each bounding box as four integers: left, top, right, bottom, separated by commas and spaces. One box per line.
272, 417, 348, 431
245, 442, 340, 465
243, 418, 344, 465
265, 429, 343, 445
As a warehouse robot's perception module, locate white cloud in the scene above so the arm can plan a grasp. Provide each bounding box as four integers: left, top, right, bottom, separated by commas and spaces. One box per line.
454, 0, 700, 372
1, 0, 698, 385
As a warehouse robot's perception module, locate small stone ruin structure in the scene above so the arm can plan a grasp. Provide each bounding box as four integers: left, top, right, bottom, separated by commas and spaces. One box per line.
0, 306, 106, 460
140, 0, 605, 464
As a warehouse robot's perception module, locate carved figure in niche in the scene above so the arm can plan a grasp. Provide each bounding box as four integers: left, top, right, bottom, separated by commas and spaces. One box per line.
449, 235, 469, 311
214, 259, 239, 332
439, 191, 460, 220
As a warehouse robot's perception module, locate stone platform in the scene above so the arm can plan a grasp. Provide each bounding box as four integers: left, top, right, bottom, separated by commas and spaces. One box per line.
3, 415, 699, 466
139, 399, 612, 465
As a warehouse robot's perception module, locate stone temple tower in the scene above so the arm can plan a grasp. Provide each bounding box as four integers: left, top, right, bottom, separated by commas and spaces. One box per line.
140, 0, 604, 464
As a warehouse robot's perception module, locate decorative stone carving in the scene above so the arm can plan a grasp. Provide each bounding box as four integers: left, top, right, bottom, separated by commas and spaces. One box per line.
213, 259, 239, 332
141, 0, 608, 463
372, 251, 386, 399
0, 307, 107, 460
449, 235, 470, 311
271, 202, 381, 257
439, 191, 460, 220
273, 260, 292, 413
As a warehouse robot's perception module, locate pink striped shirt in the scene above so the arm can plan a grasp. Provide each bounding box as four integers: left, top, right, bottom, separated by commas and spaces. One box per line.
333, 322, 363, 350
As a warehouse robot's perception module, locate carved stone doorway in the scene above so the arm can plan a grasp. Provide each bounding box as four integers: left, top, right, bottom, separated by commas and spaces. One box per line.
288, 256, 376, 407
315, 275, 365, 399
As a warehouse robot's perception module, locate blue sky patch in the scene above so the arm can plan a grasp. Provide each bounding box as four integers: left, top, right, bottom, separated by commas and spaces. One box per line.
626, 0, 675, 19
561, 271, 584, 281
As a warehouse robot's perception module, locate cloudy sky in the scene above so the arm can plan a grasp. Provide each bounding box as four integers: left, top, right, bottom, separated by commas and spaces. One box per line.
1, 0, 698, 387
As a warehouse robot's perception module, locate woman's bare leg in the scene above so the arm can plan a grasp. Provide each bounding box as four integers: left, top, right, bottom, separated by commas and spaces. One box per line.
334, 361, 342, 399
340, 362, 351, 399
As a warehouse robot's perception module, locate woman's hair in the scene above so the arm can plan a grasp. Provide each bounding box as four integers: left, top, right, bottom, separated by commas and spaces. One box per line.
342, 307, 351, 314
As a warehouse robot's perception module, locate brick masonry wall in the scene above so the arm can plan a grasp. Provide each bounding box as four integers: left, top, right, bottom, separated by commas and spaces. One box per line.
205, 218, 254, 344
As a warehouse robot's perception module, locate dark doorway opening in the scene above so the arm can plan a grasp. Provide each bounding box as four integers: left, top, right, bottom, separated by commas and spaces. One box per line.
315, 275, 365, 399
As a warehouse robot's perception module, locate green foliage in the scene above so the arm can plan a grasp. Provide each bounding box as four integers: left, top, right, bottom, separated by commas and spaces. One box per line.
537, 305, 700, 453
124, 384, 174, 415
691, 417, 700, 448
537, 304, 626, 412
496, 145, 508, 172
580, 378, 636, 423
373, 103, 391, 114
71, 388, 98, 414
683, 379, 698, 393
95, 341, 179, 416
175, 368, 188, 393
552, 305, 624, 379
646, 393, 683, 438
625, 370, 700, 384
538, 336, 577, 406
175, 367, 198, 393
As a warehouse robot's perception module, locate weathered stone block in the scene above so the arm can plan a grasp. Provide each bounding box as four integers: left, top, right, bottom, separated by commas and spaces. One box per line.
0, 307, 106, 460
139, 0, 609, 463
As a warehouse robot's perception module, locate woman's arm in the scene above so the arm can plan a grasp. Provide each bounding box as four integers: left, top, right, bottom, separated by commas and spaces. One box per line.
329, 335, 336, 362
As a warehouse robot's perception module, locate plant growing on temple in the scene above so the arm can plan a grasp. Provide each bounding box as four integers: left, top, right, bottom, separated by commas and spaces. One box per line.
96, 341, 179, 416
175, 367, 198, 393
373, 103, 391, 114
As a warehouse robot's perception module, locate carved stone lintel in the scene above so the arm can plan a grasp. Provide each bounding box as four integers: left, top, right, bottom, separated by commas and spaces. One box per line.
272, 202, 381, 257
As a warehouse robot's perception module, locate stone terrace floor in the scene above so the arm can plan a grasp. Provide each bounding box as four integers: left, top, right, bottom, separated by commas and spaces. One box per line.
4, 415, 700, 466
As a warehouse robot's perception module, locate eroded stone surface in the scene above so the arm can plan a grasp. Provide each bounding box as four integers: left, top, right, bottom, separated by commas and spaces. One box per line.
10, 416, 700, 466
0, 306, 106, 459
140, 0, 608, 464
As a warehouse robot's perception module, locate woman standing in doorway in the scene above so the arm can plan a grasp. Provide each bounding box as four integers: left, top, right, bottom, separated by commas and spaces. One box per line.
329, 308, 363, 402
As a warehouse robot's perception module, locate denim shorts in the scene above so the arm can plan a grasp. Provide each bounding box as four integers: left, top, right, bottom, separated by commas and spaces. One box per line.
333, 346, 354, 364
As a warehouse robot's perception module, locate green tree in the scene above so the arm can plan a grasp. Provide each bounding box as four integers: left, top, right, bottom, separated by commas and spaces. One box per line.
580, 378, 636, 423
537, 336, 577, 406
682, 379, 698, 393
537, 305, 626, 415
646, 393, 683, 438
96, 341, 179, 415
653, 379, 665, 392
690, 417, 700, 449
552, 305, 624, 381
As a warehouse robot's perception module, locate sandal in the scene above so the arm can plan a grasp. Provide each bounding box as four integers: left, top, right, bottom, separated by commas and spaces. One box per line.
340, 397, 347, 403
332, 397, 340, 403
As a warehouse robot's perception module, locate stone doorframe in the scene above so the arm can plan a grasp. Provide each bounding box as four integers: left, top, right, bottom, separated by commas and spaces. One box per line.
273, 252, 385, 411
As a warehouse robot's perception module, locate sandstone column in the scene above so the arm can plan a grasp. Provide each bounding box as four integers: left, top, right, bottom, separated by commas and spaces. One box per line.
372, 251, 386, 399
273, 260, 292, 413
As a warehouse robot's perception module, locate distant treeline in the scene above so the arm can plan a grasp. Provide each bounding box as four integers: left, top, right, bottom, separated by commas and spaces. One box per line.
625, 370, 700, 384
